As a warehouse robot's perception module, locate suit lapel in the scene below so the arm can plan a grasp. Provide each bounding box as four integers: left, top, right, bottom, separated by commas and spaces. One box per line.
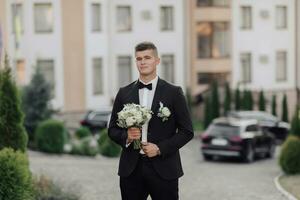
132, 80, 139, 105
151, 78, 163, 114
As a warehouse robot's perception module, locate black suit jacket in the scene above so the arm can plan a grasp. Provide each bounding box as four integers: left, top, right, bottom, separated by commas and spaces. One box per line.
108, 78, 194, 180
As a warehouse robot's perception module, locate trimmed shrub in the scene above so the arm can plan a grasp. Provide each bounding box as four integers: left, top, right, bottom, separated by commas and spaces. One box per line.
33, 175, 80, 200
81, 137, 98, 156
75, 126, 92, 139
22, 66, 53, 145
35, 120, 66, 154
98, 129, 121, 157
0, 148, 34, 200
279, 136, 300, 174
70, 140, 84, 155
0, 56, 28, 152
70, 137, 98, 156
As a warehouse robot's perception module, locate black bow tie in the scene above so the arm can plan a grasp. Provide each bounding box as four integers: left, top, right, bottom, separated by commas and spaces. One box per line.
137, 81, 152, 90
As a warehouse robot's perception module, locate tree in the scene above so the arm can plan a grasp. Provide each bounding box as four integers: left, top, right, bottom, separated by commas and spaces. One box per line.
290, 106, 300, 137
211, 81, 220, 120
282, 94, 289, 122
0, 55, 28, 152
247, 90, 253, 110
258, 90, 266, 111
204, 96, 212, 129
241, 90, 248, 110
271, 94, 277, 116
234, 88, 241, 110
223, 82, 231, 115
22, 66, 53, 143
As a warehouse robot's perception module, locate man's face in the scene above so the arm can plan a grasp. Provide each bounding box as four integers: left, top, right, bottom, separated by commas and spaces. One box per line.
135, 49, 160, 77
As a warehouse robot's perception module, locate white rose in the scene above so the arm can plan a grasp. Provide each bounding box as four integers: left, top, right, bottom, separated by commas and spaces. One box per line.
126, 117, 135, 127
162, 107, 171, 117
146, 113, 152, 120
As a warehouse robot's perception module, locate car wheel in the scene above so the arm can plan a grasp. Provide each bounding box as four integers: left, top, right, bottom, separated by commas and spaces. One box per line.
203, 154, 213, 161
266, 143, 275, 158
243, 144, 254, 163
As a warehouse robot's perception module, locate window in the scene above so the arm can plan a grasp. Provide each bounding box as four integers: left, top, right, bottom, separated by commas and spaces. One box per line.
160, 6, 174, 31
11, 3, 24, 34
37, 59, 55, 97
197, 73, 228, 85
197, 0, 229, 7
276, 51, 287, 82
161, 55, 175, 83
118, 56, 131, 88
91, 3, 101, 32
240, 6, 252, 30
16, 59, 26, 85
116, 6, 131, 32
93, 58, 103, 95
34, 3, 53, 33
197, 22, 230, 58
276, 6, 287, 29
246, 124, 258, 132
240, 53, 251, 83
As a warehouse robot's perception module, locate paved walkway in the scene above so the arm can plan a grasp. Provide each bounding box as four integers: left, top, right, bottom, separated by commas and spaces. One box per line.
29, 139, 287, 200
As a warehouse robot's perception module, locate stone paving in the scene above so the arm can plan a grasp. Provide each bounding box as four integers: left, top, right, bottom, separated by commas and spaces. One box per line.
29, 139, 288, 200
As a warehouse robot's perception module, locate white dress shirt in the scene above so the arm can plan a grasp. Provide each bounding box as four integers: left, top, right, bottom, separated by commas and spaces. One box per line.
126, 76, 158, 149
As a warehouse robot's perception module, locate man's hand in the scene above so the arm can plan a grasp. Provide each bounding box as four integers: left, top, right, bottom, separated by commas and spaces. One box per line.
127, 127, 141, 143
142, 142, 160, 157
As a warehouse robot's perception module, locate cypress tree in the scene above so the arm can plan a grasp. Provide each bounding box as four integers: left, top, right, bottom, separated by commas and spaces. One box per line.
22, 66, 53, 143
241, 90, 248, 110
290, 106, 300, 137
0, 55, 28, 152
282, 94, 289, 122
271, 94, 277, 116
223, 82, 231, 115
211, 81, 220, 120
259, 90, 266, 111
204, 96, 212, 129
234, 88, 241, 110
248, 90, 254, 110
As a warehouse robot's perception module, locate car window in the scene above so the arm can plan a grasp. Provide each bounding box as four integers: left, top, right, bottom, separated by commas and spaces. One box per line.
207, 124, 240, 136
88, 112, 110, 121
245, 124, 258, 132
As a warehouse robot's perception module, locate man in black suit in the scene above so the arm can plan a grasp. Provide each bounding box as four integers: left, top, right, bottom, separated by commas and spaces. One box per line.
108, 42, 194, 200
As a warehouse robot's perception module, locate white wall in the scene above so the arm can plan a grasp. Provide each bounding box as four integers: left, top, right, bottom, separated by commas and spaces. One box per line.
6, 0, 64, 109
84, 0, 185, 109
232, 0, 295, 91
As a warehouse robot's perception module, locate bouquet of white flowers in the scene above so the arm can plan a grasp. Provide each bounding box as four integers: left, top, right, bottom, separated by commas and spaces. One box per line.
117, 103, 153, 149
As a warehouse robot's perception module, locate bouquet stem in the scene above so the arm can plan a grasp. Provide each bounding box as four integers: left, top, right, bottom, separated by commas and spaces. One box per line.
133, 140, 141, 149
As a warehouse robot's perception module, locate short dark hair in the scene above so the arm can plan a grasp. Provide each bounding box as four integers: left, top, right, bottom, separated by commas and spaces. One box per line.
135, 42, 158, 56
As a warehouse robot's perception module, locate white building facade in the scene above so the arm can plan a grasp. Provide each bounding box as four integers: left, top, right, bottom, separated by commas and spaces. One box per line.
231, 0, 297, 114
2, 0, 186, 112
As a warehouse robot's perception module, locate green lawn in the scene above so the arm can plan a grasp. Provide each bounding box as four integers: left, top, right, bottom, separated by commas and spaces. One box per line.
279, 174, 300, 199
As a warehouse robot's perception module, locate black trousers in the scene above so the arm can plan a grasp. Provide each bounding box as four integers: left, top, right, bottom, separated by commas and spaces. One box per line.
120, 156, 179, 200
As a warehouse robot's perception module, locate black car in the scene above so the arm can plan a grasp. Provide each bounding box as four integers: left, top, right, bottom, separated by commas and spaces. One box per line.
80, 110, 111, 133
201, 117, 276, 162
227, 110, 290, 142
